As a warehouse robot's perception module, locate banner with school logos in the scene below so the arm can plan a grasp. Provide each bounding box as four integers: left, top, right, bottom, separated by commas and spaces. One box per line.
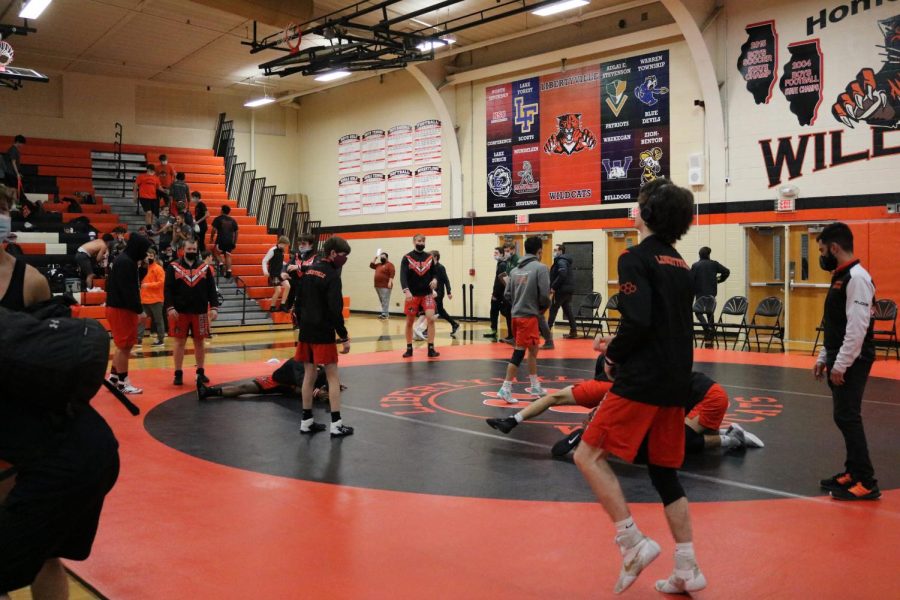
337, 119, 443, 216
485, 50, 670, 212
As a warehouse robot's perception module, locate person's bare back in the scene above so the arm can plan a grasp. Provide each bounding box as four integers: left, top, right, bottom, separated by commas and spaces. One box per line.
78, 238, 108, 258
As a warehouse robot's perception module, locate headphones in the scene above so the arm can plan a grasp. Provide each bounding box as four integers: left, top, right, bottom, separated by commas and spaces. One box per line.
639, 180, 672, 225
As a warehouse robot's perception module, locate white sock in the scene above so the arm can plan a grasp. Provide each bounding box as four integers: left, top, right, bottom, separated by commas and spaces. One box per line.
502, 380, 512, 391
614, 516, 641, 547
674, 542, 696, 568
301, 417, 315, 430
529, 375, 540, 388
330, 419, 343, 431
513, 412, 524, 423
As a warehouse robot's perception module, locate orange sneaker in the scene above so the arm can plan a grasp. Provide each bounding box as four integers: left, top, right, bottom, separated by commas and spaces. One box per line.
831, 480, 881, 501
820, 472, 853, 492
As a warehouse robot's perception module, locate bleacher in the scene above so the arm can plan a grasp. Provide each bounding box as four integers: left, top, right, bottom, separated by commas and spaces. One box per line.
2, 135, 293, 332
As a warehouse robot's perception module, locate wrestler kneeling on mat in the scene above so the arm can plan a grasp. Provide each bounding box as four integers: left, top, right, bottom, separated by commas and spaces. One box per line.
486, 335, 763, 456
197, 358, 346, 401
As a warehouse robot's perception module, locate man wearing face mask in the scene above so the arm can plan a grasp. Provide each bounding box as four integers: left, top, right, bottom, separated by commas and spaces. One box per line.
814, 223, 879, 501
483, 247, 509, 340
295, 236, 354, 437
106, 234, 153, 395
285, 234, 317, 317
165, 239, 219, 386
400, 234, 440, 358
137, 248, 166, 347
369, 250, 395, 319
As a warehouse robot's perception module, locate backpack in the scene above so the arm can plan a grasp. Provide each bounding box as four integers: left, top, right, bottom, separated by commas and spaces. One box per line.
267, 247, 284, 278
0, 305, 110, 412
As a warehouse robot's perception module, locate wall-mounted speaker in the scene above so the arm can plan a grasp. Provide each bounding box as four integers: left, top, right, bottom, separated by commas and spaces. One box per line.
688, 153, 704, 186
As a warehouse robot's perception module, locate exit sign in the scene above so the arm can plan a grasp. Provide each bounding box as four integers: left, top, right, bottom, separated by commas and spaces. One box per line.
515, 214, 529, 224
775, 198, 795, 212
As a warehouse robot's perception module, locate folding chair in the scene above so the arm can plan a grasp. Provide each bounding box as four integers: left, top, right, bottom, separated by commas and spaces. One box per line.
873, 299, 899, 359
811, 318, 825, 357
715, 296, 749, 350
598, 293, 621, 336
744, 296, 784, 353
572, 292, 603, 339
692, 295, 717, 347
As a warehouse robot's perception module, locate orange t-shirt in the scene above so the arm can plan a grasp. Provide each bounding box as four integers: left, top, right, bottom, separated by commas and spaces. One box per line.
135, 174, 161, 199
140, 261, 165, 304
156, 163, 176, 187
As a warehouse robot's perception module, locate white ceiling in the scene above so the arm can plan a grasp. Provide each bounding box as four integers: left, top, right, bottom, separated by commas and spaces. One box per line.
2, 0, 647, 98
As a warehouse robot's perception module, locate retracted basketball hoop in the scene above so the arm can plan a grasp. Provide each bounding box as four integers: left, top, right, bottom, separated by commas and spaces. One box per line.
284, 23, 302, 54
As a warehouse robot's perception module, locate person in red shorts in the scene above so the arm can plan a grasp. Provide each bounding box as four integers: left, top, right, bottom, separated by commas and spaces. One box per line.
164, 238, 219, 386
198, 359, 345, 401
572, 178, 706, 595
105, 234, 152, 395
496, 236, 550, 404
400, 233, 440, 359
295, 236, 353, 437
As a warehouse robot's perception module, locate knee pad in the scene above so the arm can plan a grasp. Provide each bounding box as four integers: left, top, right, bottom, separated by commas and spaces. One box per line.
684, 425, 705, 454
648, 464, 685, 506
509, 348, 526, 367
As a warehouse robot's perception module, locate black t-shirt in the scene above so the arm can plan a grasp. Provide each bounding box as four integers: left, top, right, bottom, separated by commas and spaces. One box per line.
211, 215, 238, 244
194, 201, 207, 222
6, 144, 20, 170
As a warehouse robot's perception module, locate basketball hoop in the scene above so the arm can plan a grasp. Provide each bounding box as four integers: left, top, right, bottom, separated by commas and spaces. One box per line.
0, 36, 14, 72
284, 23, 302, 54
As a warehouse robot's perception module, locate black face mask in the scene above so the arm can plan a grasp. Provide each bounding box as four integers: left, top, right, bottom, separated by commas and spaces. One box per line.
819, 252, 838, 272
380, 257, 387, 263
185, 252, 198, 262
415, 244, 426, 252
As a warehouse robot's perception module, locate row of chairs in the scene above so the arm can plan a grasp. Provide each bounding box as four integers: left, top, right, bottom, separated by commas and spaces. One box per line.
570, 292, 898, 357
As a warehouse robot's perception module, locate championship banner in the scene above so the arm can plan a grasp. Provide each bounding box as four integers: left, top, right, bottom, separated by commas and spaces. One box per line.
361, 172, 386, 214
387, 124, 414, 168
486, 50, 669, 212
387, 169, 414, 213
414, 120, 442, 164
361, 129, 386, 173
338, 176, 361, 216
338, 134, 361, 175
779, 40, 823, 126
414, 166, 442, 211
737, 21, 778, 105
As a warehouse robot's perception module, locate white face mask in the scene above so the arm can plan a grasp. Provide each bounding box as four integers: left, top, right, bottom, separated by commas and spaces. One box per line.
0, 214, 10, 242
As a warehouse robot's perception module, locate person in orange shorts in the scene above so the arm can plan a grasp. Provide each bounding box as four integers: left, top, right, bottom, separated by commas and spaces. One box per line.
400, 233, 439, 359
295, 236, 353, 437
496, 236, 551, 404
105, 234, 152, 395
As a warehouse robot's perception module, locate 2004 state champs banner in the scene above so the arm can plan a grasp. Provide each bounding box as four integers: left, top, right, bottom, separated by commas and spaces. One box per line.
486, 50, 670, 212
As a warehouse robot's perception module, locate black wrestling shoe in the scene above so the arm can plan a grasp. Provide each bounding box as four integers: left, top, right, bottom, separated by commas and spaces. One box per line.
300, 419, 326, 435
428, 348, 440, 358
551, 428, 584, 458
197, 382, 222, 401
196, 371, 210, 385
330, 424, 355, 438
402, 347, 413, 358
486, 416, 518, 434
173, 370, 183, 386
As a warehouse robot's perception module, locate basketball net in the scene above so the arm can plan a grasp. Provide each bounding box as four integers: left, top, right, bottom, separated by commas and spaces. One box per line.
284, 23, 302, 54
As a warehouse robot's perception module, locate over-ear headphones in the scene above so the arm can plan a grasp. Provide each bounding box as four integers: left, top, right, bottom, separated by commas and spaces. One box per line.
639, 180, 672, 226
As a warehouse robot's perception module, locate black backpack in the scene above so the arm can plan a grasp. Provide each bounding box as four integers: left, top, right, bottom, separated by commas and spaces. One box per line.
0, 306, 110, 412
267, 247, 284, 278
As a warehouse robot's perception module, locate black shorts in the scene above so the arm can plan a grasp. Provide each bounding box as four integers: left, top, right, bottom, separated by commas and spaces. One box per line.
139, 197, 160, 216
0, 406, 120, 593
216, 240, 236, 254
75, 252, 95, 279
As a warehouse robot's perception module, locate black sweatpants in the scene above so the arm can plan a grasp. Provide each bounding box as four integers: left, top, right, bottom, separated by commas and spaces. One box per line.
828, 359, 875, 482
548, 292, 577, 334
435, 295, 458, 330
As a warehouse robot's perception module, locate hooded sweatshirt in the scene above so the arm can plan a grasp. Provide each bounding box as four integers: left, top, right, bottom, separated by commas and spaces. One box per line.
504, 254, 550, 318
106, 234, 152, 314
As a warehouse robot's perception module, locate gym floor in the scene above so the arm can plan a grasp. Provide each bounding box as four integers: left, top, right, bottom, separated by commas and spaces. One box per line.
13, 315, 900, 599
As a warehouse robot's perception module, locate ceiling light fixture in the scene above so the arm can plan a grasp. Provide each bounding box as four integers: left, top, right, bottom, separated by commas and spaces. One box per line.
532, 0, 589, 17
244, 95, 276, 108
18, 0, 53, 19
416, 38, 455, 52
314, 70, 351, 82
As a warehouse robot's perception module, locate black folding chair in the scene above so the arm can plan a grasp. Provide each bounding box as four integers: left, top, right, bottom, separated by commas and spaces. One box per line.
692, 295, 717, 347
716, 296, 749, 350
572, 292, 603, 339
811, 318, 825, 356
598, 293, 621, 336
744, 296, 785, 353
873, 299, 899, 359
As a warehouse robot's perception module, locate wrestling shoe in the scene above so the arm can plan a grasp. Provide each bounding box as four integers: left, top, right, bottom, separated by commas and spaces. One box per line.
331, 423, 355, 438
196, 372, 210, 385
486, 416, 518, 434
413, 328, 427, 341
820, 472, 854, 492
526, 384, 547, 397
655, 561, 707, 594
541, 342, 555, 350
173, 370, 183, 386
496, 386, 517, 404
831, 480, 881, 501
427, 347, 441, 358
118, 379, 143, 395
402, 347, 414, 358
198, 382, 222, 401
731, 423, 764, 448
450, 323, 460, 337
614, 535, 660, 594
300, 419, 326, 435
551, 428, 584, 458
482, 330, 497, 339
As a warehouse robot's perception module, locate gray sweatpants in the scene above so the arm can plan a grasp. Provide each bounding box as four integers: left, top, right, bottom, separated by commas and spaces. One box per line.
138, 302, 165, 340
376, 287, 391, 316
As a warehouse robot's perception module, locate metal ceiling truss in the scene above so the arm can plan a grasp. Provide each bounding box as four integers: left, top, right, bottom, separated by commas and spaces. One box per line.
243, 0, 587, 78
